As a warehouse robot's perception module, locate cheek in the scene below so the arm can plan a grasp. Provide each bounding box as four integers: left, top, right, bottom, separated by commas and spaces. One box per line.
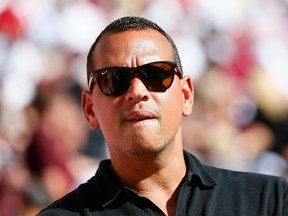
93, 96, 112, 125
92, 98, 118, 132
94, 109, 119, 145
96, 111, 116, 129
159, 88, 183, 126
166, 81, 183, 112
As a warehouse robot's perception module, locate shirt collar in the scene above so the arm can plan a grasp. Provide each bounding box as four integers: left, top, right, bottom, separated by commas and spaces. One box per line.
94, 151, 218, 208
184, 150, 218, 187
90, 160, 123, 208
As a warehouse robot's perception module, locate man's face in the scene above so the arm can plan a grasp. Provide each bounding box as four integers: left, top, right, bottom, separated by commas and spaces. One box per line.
82, 29, 193, 159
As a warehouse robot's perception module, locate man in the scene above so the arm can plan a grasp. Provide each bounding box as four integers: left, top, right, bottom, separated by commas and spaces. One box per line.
38, 16, 288, 216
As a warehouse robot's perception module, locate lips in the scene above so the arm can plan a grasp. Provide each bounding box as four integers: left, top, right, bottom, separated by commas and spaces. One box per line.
125, 111, 155, 121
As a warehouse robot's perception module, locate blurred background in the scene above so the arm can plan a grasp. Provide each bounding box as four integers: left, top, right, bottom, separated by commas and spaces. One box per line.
0, 0, 288, 215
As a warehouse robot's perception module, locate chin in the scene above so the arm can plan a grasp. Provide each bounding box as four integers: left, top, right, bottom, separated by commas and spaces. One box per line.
126, 142, 169, 158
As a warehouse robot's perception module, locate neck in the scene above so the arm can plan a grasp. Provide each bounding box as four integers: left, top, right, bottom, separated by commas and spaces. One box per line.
110, 144, 186, 215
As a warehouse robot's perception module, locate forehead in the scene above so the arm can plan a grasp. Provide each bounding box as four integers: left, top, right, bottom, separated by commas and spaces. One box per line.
92, 30, 174, 68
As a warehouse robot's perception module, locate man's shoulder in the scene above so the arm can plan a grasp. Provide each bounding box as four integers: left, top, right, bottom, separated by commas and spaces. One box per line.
202, 163, 288, 192
185, 151, 288, 192
37, 182, 92, 216
37, 159, 118, 215
204, 164, 285, 180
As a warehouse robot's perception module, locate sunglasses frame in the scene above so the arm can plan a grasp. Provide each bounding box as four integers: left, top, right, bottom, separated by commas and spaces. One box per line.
88, 61, 182, 96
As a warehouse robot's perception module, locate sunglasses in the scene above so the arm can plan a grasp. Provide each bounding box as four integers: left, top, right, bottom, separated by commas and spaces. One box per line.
88, 61, 182, 96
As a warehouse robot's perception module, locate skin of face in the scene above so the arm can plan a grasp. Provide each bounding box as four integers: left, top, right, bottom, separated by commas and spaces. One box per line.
82, 29, 194, 163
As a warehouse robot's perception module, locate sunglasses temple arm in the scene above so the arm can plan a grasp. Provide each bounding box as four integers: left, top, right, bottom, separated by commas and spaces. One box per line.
88, 74, 94, 91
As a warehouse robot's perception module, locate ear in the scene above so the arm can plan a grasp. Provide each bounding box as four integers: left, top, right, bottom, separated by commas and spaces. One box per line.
82, 90, 99, 130
181, 75, 194, 116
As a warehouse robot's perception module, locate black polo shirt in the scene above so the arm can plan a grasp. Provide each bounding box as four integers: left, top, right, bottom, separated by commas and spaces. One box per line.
38, 151, 288, 215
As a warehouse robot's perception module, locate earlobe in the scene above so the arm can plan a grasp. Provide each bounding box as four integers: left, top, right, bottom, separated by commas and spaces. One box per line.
181, 76, 194, 116
82, 90, 99, 130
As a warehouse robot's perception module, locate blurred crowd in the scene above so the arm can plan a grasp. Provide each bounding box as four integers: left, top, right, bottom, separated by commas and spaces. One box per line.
0, 0, 288, 215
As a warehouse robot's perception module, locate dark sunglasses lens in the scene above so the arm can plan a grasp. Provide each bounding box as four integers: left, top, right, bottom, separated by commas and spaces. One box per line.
97, 69, 131, 96
141, 64, 174, 90
94, 62, 176, 96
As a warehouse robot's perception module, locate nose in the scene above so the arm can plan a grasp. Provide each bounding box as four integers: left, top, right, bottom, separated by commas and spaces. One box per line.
125, 76, 150, 102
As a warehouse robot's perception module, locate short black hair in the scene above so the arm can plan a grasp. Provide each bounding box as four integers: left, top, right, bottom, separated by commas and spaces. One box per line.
86, 16, 183, 82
